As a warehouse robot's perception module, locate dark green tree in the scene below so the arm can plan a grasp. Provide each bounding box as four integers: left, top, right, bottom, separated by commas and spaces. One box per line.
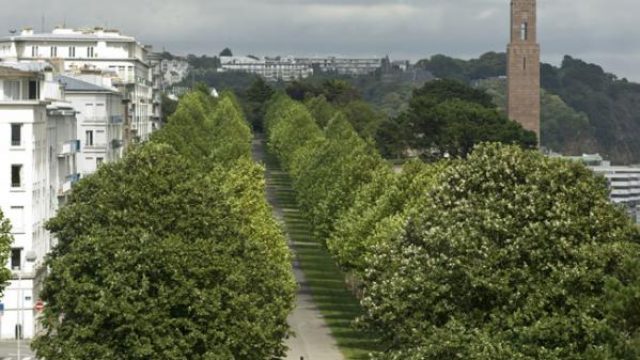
160, 93, 178, 122
403, 80, 536, 158
246, 77, 275, 131
219, 48, 233, 57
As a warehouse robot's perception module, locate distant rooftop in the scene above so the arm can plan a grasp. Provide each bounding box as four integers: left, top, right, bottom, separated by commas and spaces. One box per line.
0, 60, 52, 73
55, 75, 116, 93
1, 27, 136, 43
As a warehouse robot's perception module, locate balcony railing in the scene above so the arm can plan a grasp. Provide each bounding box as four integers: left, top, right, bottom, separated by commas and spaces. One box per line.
110, 115, 124, 124
111, 139, 124, 149
58, 173, 81, 196
58, 140, 81, 157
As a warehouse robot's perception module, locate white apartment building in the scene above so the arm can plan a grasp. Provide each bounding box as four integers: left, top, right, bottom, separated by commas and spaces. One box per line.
56, 75, 124, 177
295, 57, 383, 76
219, 56, 313, 82
0, 61, 78, 339
0, 27, 156, 141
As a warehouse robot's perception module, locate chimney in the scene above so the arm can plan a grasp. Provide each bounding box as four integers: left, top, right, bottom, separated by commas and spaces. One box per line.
21, 27, 34, 36
49, 58, 65, 74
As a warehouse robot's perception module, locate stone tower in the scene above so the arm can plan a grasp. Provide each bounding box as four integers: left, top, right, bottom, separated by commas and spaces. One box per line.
507, 0, 541, 139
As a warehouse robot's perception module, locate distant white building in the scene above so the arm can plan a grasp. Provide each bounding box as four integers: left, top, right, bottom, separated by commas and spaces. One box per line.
295, 56, 384, 76
56, 75, 125, 177
0, 61, 78, 339
0, 27, 156, 141
148, 53, 190, 90
219, 56, 313, 82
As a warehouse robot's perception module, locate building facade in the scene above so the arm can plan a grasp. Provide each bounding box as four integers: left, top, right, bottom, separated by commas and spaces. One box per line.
507, 0, 541, 139
219, 56, 313, 82
295, 57, 384, 76
56, 75, 124, 177
0, 27, 155, 141
0, 62, 78, 339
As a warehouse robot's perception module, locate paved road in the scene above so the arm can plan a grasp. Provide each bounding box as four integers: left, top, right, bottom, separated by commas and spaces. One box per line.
251, 137, 344, 360
0, 339, 34, 360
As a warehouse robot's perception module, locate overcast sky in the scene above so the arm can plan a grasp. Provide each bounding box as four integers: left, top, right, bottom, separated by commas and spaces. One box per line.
1, 0, 639, 80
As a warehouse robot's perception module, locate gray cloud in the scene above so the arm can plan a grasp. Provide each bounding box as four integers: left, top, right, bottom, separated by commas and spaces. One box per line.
1, 0, 639, 80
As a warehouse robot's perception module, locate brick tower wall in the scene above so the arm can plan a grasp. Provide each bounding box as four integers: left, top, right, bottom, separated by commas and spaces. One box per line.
507, 0, 541, 140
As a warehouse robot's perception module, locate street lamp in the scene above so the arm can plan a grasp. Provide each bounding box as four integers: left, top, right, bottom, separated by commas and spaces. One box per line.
14, 251, 36, 360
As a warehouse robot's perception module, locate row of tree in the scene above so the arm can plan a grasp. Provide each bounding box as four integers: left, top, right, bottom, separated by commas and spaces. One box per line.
32, 89, 296, 359
265, 93, 640, 358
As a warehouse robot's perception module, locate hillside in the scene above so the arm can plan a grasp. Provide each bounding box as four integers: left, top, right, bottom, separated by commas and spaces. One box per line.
419, 53, 640, 164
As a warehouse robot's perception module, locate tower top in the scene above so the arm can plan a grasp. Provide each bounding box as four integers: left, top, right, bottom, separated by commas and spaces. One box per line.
510, 0, 537, 43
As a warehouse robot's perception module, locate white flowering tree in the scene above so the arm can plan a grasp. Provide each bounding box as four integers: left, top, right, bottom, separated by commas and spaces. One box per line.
361, 143, 640, 359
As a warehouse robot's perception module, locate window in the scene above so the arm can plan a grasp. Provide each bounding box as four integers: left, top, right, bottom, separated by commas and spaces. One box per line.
11, 124, 21, 146
11, 248, 22, 270
11, 165, 22, 188
87, 47, 94, 58
523, 57, 527, 70
3, 80, 20, 100
8, 206, 25, 233
69, 46, 76, 58
28, 80, 38, 100
31, 46, 38, 57
51, 46, 57, 57
85, 130, 94, 146
520, 22, 528, 41
96, 157, 104, 167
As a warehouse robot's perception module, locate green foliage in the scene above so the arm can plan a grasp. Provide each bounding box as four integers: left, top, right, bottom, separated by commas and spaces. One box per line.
477, 78, 595, 154
360, 143, 640, 359
265, 96, 388, 242
304, 95, 337, 129
246, 77, 275, 131
160, 93, 178, 122
328, 160, 446, 274
286, 79, 360, 105
417, 52, 640, 163
34, 89, 295, 360
417, 52, 507, 83
542, 56, 640, 163
219, 48, 233, 57
0, 209, 13, 295
400, 80, 536, 159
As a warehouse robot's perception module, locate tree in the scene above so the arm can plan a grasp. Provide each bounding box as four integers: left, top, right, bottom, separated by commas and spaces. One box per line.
340, 100, 385, 139
403, 80, 536, 158
0, 209, 13, 296
361, 143, 640, 359
246, 78, 275, 131
33, 90, 295, 360
161, 93, 178, 122
219, 48, 233, 57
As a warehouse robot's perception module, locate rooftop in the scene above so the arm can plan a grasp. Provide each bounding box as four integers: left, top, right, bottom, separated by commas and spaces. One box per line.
55, 75, 116, 93
1, 27, 136, 43
0, 60, 52, 73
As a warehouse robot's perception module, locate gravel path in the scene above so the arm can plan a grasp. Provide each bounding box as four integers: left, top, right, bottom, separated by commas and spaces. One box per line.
251, 136, 344, 360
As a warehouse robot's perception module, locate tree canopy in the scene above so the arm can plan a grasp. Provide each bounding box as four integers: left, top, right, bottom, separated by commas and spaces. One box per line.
361, 143, 640, 359
33, 91, 295, 360
385, 79, 537, 159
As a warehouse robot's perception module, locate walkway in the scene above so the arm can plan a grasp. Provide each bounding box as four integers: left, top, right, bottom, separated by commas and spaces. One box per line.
251, 137, 344, 360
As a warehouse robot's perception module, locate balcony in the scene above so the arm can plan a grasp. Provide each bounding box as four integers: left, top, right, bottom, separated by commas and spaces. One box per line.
58, 140, 81, 157
58, 173, 81, 196
109, 115, 124, 124
111, 139, 124, 149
